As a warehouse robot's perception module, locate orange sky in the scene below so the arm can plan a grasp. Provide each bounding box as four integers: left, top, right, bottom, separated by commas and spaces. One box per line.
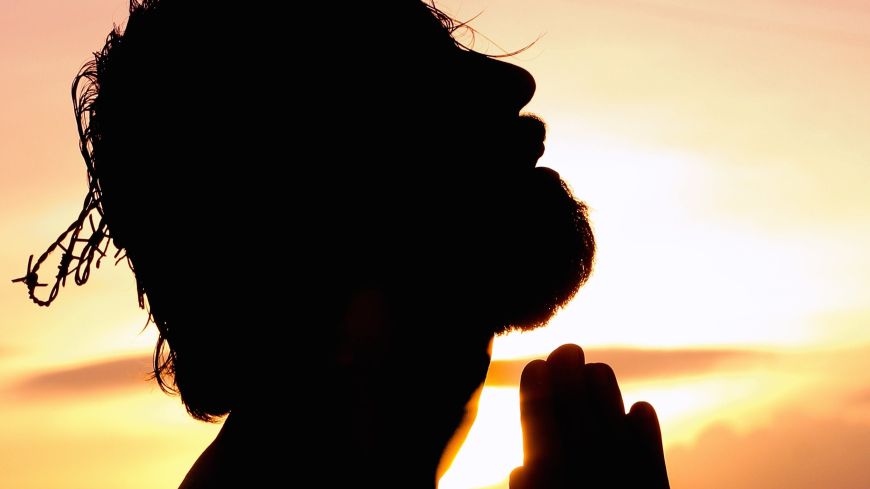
2, 1, 870, 488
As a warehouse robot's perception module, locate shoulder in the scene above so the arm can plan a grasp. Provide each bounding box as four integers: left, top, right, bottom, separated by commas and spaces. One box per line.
178, 436, 229, 489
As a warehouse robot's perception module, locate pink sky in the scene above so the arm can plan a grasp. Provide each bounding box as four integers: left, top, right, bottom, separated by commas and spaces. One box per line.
2, 1, 870, 488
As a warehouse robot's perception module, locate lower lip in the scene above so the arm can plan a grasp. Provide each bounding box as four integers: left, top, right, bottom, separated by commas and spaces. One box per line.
534, 166, 561, 182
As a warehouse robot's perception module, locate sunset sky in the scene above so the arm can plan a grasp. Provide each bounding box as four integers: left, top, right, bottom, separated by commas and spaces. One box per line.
2, 1, 870, 488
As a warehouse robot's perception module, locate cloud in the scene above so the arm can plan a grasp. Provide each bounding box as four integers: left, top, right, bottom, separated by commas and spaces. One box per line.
471, 411, 870, 489
667, 413, 870, 489
851, 388, 870, 405
10, 354, 153, 399
485, 348, 770, 387
12, 348, 772, 398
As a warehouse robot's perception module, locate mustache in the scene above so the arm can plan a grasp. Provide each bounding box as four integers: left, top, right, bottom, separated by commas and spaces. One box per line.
517, 113, 547, 147
505, 113, 547, 165
518, 113, 547, 139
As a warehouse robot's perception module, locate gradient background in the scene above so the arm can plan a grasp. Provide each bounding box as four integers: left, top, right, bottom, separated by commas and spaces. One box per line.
2, 1, 870, 488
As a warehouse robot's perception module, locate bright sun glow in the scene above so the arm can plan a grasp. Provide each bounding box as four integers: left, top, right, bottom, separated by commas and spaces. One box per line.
486, 129, 863, 363
439, 387, 523, 489
4, 1, 870, 488
439, 371, 775, 489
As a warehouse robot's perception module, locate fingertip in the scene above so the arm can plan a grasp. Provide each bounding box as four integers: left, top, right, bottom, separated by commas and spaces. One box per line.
628, 401, 662, 429
520, 359, 549, 390
584, 362, 624, 415
584, 363, 618, 399
546, 343, 586, 365
630, 401, 649, 411
627, 401, 665, 450
585, 362, 616, 383
519, 360, 557, 467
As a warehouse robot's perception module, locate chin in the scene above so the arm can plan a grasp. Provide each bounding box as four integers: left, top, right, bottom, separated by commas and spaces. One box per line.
494, 170, 596, 332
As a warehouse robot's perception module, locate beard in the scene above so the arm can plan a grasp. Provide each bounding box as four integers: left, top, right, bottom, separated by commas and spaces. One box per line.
402, 161, 595, 336
480, 115, 596, 331
485, 167, 595, 331
351, 114, 595, 336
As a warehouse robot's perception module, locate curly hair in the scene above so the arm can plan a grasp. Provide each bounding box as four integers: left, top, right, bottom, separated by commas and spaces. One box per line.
14, 0, 176, 410
14, 0, 509, 421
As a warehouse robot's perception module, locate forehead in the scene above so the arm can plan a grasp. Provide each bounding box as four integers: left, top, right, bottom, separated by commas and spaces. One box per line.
313, 2, 459, 50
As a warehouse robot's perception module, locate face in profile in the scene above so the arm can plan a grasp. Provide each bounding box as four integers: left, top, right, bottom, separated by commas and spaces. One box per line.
391, 38, 595, 334
304, 4, 596, 475
21, 1, 595, 483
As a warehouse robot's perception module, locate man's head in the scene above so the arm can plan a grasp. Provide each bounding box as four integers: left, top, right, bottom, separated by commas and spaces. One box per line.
22, 0, 594, 481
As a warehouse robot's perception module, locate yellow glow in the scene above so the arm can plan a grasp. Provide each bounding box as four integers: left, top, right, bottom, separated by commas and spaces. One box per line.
439, 387, 522, 489
439, 360, 831, 489
0, 391, 218, 489
438, 376, 760, 488
622, 376, 771, 446
5, 1, 870, 488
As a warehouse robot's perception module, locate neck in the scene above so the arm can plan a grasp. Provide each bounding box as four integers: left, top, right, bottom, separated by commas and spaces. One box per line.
180, 392, 443, 488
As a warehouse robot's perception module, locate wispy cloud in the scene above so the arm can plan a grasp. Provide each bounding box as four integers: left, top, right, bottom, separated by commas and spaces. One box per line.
851, 388, 870, 405
668, 412, 870, 489
10, 354, 152, 399
474, 410, 870, 489
486, 348, 770, 386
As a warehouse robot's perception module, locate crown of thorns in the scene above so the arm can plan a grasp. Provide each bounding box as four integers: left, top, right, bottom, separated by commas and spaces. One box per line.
12, 38, 141, 309
12, 0, 506, 309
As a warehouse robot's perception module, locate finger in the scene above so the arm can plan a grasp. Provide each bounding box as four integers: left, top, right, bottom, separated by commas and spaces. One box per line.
584, 363, 625, 421
546, 344, 586, 397
519, 359, 558, 467
581, 362, 625, 443
545, 344, 587, 458
570, 363, 625, 482
546, 343, 586, 365
627, 401, 670, 489
546, 344, 587, 415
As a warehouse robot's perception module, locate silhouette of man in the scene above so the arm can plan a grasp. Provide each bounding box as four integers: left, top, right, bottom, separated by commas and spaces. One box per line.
18, 1, 669, 487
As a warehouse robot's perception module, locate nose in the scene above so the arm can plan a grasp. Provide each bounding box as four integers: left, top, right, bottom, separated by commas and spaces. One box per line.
468, 52, 537, 112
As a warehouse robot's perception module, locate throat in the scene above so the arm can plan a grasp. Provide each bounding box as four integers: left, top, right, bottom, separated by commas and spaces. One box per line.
180, 402, 443, 489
